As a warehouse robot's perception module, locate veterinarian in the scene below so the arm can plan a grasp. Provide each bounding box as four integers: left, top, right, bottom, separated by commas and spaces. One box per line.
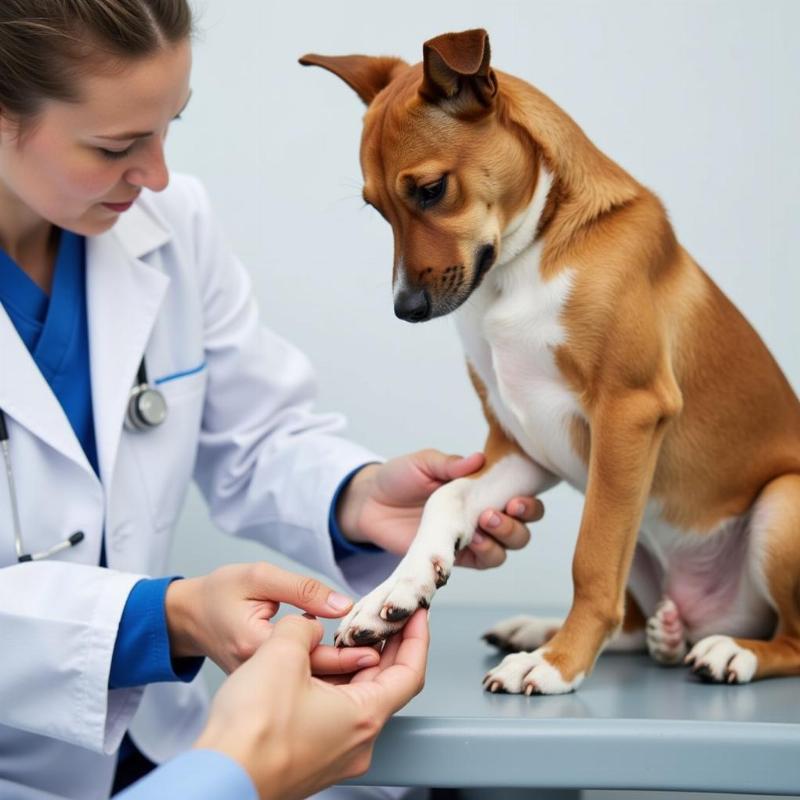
115, 611, 430, 800
0, 2, 541, 799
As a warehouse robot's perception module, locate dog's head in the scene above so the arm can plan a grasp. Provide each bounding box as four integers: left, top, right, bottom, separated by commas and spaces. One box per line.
301, 30, 542, 322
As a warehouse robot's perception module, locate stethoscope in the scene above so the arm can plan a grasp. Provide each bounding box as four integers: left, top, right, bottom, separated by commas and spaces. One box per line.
1, 357, 167, 562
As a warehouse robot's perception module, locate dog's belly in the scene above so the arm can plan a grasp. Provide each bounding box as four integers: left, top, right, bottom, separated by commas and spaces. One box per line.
638, 508, 776, 642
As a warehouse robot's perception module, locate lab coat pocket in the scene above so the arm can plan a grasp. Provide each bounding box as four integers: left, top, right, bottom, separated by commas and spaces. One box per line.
128, 365, 207, 535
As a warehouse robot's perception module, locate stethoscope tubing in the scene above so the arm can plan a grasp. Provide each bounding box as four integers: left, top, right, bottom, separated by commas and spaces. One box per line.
0, 412, 25, 561
1, 356, 165, 562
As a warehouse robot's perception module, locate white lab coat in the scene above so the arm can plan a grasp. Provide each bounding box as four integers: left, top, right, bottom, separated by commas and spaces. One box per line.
0, 174, 400, 800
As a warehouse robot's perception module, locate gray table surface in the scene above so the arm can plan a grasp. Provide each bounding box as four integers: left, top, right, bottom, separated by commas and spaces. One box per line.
341, 606, 800, 794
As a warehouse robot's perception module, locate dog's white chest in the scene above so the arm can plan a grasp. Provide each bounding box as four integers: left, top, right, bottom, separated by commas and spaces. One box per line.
455, 247, 587, 488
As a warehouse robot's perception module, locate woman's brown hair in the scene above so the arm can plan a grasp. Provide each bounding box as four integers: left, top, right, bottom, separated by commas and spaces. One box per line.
0, 0, 193, 120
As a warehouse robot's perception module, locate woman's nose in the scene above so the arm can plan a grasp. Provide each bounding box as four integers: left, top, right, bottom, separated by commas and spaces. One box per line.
125, 137, 170, 193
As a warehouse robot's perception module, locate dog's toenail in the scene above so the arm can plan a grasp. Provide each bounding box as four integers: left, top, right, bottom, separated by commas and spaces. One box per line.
433, 563, 449, 588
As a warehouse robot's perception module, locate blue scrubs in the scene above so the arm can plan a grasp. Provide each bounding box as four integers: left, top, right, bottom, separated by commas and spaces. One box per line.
0, 230, 98, 473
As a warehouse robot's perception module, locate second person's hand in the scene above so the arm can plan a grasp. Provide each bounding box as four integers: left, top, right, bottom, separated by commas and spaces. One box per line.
164, 562, 381, 674
194, 609, 430, 800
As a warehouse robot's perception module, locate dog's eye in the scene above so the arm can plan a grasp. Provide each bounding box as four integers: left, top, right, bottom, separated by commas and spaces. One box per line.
418, 176, 447, 209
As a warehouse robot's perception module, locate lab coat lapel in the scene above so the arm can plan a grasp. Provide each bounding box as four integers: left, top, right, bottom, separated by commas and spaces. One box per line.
0, 306, 91, 472
87, 202, 170, 488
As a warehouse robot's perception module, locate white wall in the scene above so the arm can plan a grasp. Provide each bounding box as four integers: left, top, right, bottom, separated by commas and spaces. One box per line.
166, 0, 799, 619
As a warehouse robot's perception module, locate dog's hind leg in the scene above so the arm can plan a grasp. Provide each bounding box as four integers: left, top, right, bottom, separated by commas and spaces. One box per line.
484, 589, 647, 653
686, 473, 800, 683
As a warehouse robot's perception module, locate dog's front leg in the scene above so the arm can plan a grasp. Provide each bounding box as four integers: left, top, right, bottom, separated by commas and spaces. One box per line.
485, 389, 678, 694
335, 433, 555, 647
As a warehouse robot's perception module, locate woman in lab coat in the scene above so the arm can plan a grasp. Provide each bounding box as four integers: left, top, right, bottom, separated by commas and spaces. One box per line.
0, 2, 540, 799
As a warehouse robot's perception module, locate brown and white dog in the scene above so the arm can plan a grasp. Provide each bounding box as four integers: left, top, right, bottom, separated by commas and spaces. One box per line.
301, 29, 800, 694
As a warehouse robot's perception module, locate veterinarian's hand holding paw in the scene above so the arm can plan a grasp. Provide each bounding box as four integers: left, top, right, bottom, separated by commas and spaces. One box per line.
165, 562, 381, 675
336, 450, 544, 568
194, 609, 429, 800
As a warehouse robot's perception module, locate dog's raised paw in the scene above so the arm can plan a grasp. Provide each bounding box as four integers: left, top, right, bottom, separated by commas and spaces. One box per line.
482, 649, 583, 695
646, 597, 688, 665
684, 635, 758, 684
335, 553, 453, 647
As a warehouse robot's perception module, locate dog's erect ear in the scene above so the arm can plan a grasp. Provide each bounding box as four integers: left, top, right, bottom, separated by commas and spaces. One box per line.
420, 29, 497, 115
299, 53, 407, 105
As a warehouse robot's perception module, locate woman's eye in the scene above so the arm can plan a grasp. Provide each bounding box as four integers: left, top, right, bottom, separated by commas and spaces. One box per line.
418, 176, 447, 208
98, 146, 133, 161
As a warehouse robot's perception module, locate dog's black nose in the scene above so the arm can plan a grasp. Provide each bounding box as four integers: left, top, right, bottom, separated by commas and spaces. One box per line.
394, 287, 432, 322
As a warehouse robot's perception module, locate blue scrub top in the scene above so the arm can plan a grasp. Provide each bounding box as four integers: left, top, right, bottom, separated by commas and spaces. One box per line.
0, 229, 98, 474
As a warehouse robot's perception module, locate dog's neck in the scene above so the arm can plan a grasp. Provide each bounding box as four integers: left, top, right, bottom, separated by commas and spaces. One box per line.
496, 165, 554, 271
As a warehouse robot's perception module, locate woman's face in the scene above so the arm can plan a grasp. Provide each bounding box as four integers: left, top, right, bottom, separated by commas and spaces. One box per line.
0, 39, 192, 238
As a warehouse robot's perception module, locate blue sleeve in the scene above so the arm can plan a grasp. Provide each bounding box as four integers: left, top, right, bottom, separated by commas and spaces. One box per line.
329, 464, 384, 559
110, 577, 204, 689
116, 749, 257, 800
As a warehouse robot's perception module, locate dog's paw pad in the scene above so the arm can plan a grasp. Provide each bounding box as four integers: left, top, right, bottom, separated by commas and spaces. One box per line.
380, 605, 412, 623
351, 628, 382, 646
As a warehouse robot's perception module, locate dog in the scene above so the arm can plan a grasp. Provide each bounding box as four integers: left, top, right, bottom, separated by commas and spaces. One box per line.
300, 29, 800, 694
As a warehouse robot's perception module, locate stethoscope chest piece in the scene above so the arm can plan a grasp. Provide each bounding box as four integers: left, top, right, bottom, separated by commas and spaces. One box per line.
125, 357, 168, 431
127, 385, 168, 430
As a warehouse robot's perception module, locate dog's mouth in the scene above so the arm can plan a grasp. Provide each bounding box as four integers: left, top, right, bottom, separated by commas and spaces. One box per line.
471, 243, 497, 292
394, 243, 498, 323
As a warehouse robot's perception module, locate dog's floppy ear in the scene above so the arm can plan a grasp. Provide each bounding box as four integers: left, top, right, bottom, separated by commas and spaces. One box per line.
420, 29, 497, 116
299, 53, 407, 105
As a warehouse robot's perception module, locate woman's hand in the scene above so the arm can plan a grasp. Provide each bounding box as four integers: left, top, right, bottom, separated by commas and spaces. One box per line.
336, 450, 544, 569
165, 562, 381, 674
194, 610, 429, 800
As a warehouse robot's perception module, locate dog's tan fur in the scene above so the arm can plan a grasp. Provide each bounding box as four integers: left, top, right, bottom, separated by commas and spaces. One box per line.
302, 30, 800, 686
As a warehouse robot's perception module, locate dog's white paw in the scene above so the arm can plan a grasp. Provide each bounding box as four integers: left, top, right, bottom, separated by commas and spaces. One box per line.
483, 649, 584, 695
483, 615, 561, 652
334, 551, 453, 647
685, 635, 758, 684
646, 597, 688, 665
